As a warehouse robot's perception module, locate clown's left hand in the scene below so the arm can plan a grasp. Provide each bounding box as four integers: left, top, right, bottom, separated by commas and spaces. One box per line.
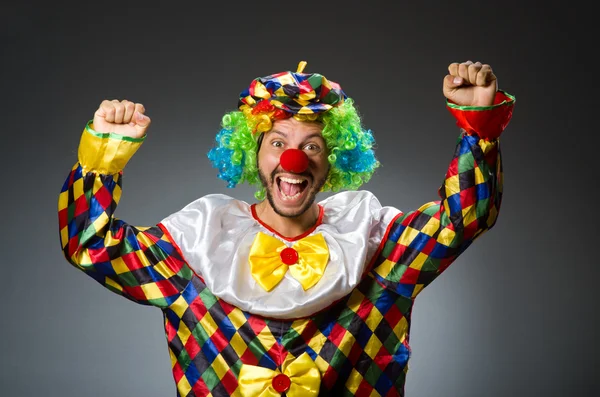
443, 61, 497, 107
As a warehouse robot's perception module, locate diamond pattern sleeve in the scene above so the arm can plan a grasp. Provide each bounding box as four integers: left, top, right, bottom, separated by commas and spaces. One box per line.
372, 93, 515, 298
58, 122, 193, 307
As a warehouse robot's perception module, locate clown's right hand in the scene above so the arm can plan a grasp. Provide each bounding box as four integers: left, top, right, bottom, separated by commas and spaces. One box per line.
93, 99, 151, 139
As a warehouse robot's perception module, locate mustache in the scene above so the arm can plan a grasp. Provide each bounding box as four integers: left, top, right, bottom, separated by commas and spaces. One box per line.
270, 168, 313, 182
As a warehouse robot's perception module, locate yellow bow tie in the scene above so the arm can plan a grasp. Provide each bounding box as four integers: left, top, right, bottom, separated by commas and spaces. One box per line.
248, 232, 329, 292
238, 352, 321, 397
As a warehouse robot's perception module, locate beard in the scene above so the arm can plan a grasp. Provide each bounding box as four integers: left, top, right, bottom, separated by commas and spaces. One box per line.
258, 166, 328, 218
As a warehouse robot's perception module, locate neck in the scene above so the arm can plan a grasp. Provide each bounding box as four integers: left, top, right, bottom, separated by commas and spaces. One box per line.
254, 201, 321, 238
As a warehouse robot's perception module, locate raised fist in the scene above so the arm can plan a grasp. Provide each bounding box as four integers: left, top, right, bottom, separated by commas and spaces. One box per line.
443, 61, 498, 107
93, 99, 151, 139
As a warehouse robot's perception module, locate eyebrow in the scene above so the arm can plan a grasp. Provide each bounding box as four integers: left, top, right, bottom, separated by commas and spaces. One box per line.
269, 130, 324, 142
269, 130, 288, 138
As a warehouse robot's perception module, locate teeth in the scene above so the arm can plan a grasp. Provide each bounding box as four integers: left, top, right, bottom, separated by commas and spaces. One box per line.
280, 177, 304, 184
277, 176, 306, 201
281, 191, 302, 200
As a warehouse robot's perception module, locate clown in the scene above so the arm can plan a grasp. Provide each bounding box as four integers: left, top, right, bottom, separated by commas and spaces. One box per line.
59, 61, 515, 396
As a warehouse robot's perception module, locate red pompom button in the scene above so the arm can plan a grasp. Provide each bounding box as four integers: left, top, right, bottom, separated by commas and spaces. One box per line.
280, 247, 298, 265
280, 149, 309, 174
272, 373, 291, 393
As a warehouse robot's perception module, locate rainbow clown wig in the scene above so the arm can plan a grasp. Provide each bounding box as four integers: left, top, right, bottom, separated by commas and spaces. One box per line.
207, 61, 379, 200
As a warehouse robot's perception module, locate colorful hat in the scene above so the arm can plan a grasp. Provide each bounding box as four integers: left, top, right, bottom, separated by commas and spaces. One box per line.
238, 61, 347, 117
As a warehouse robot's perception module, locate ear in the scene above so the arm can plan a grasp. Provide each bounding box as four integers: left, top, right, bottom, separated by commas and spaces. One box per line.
256, 132, 265, 152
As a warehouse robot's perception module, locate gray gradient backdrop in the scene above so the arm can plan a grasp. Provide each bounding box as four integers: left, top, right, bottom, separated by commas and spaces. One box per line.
2, 2, 597, 396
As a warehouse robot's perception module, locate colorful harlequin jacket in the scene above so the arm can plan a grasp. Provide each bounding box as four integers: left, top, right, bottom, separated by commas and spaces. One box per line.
58, 92, 514, 397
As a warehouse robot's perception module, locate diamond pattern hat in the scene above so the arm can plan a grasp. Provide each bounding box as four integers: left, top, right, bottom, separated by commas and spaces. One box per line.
238, 61, 347, 116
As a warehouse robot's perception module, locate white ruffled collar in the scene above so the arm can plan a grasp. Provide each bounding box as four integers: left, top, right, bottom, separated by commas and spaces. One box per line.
161, 191, 400, 319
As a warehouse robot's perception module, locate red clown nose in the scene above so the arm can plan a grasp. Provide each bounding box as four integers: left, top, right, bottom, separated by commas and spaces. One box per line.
280, 149, 309, 174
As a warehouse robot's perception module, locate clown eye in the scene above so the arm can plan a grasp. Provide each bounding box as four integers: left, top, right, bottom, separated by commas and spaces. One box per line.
304, 143, 320, 151
272, 141, 284, 148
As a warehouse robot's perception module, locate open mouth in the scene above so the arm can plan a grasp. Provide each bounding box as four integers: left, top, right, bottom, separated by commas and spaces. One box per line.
276, 176, 309, 201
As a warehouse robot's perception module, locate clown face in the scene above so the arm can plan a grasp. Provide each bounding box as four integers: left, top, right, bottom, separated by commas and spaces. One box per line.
258, 118, 330, 218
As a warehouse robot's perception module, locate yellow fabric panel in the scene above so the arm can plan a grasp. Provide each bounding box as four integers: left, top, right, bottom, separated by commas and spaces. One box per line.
373, 259, 395, 278
176, 376, 192, 397
364, 334, 383, 359
104, 277, 123, 293
230, 333, 248, 358
444, 174, 460, 197
420, 216, 441, 237
437, 227, 456, 246
398, 226, 419, 247
408, 252, 428, 271
78, 123, 144, 174
365, 307, 383, 332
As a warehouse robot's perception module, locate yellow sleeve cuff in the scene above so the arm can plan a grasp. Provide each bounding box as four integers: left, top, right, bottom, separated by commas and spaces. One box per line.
78, 120, 146, 174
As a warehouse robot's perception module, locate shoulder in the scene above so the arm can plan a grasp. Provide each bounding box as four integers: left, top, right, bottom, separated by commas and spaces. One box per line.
161, 193, 252, 229
319, 190, 393, 222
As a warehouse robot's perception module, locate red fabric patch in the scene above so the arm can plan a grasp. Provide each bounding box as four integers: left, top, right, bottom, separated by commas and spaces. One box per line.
121, 251, 144, 271
385, 388, 402, 397
266, 343, 288, 367
156, 279, 179, 297
347, 343, 363, 365
68, 170, 76, 186
191, 379, 210, 397
58, 208, 68, 229
220, 370, 238, 395
400, 211, 419, 227
249, 80, 258, 96
299, 320, 318, 344
165, 319, 178, 341
172, 361, 184, 383
210, 329, 229, 352
322, 366, 339, 389
387, 243, 405, 264
94, 185, 112, 210
184, 333, 201, 360
247, 316, 268, 335
399, 267, 420, 285
189, 297, 208, 319
328, 323, 348, 346
463, 218, 479, 240
382, 304, 403, 329
218, 300, 236, 316
163, 255, 185, 275
239, 348, 259, 365
375, 352, 393, 370
355, 379, 375, 397
438, 258, 454, 273
68, 236, 79, 258
73, 195, 89, 217
88, 247, 110, 263
419, 237, 437, 256
446, 157, 459, 178
123, 285, 146, 301
297, 80, 313, 94
355, 299, 374, 320
460, 186, 477, 209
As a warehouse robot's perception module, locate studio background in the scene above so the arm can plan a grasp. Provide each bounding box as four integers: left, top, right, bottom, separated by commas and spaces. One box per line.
2, 2, 597, 396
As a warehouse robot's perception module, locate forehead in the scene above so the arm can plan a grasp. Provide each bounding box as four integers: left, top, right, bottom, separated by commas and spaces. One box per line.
268, 118, 324, 140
